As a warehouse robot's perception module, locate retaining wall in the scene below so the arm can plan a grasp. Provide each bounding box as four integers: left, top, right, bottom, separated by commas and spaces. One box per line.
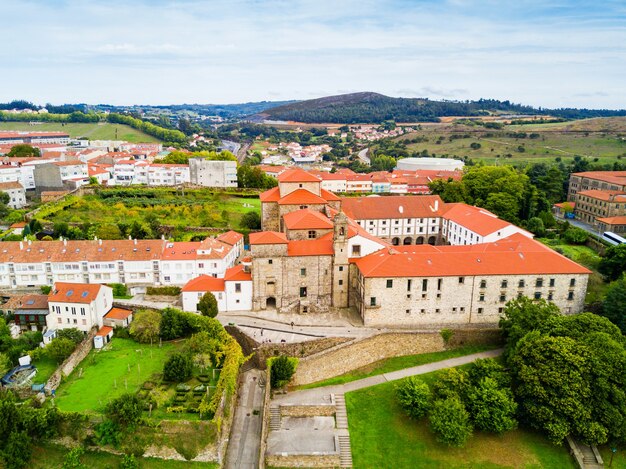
45, 328, 97, 393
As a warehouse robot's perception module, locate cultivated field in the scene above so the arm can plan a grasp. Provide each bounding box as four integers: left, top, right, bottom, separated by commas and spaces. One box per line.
393, 118, 626, 167
0, 122, 160, 143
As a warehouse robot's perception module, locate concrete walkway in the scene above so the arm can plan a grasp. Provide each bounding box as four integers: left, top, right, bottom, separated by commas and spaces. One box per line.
274, 348, 503, 405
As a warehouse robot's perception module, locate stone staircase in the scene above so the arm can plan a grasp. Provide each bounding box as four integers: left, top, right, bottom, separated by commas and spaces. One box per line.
567, 436, 604, 469
334, 394, 349, 429
269, 406, 281, 430
338, 434, 353, 468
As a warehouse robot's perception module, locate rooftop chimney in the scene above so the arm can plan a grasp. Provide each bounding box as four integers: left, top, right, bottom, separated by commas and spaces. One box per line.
19, 241, 23, 250
134, 238, 137, 245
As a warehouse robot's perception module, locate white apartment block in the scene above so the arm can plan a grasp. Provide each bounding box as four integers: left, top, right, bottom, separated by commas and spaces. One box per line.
189, 159, 238, 188
0, 181, 26, 208
112, 160, 190, 186
0, 132, 70, 145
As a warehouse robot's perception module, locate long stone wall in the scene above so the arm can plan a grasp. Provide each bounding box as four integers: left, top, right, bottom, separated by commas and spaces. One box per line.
258, 367, 271, 469
45, 328, 97, 393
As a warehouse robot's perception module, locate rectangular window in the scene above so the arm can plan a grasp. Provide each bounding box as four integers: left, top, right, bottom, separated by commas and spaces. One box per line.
498, 307, 504, 314
308, 230, 316, 239
549, 278, 555, 287
501, 280, 508, 288
235, 283, 241, 293
352, 245, 361, 256
299, 287, 307, 298
568, 291, 575, 300
480, 280, 486, 289
458, 277, 465, 284
422, 279, 428, 291
370, 297, 376, 306
339, 266, 344, 272
338, 279, 343, 286
536, 278, 543, 288
300, 268, 306, 276
518, 279, 525, 288
548, 292, 554, 301
80, 308, 85, 316
386, 279, 393, 288
268, 259, 273, 264
407, 279, 412, 291
570, 278, 576, 287
437, 278, 443, 290
479, 294, 485, 302
500, 294, 506, 302
534, 292, 542, 299
406, 309, 410, 314
477, 307, 484, 314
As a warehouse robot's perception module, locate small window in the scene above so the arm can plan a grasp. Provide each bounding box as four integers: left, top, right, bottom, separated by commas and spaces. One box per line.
480, 280, 486, 289
570, 278, 576, 287
499, 294, 506, 303
407, 294, 411, 299
567, 291, 574, 301
477, 307, 484, 314
458, 277, 465, 284
534, 291, 542, 299
235, 283, 241, 293
422, 279, 428, 291
536, 278, 543, 288
498, 307, 504, 314
436, 293, 441, 299
386, 279, 393, 288
308, 230, 316, 239
548, 291, 554, 300
420, 309, 425, 314
435, 308, 440, 313
268, 259, 273, 264
406, 309, 410, 314
549, 278, 555, 287
300, 287, 307, 298
300, 268, 306, 276
339, 266, 344, 272
460, 307, 465, 312
352, 245, 361, 256
370, 297, 376, 306
302, 306, 308, 313
452, 307, 457, 312
501, 280, 508, 289
479, 294, 485, 302
338, 279, 343, 286
437, 278, 443, 290
518, 279, 525, 288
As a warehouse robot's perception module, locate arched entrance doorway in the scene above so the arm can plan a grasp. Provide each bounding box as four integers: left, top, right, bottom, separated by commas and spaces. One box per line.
266, 297, 276, 309
403, 237, 412, 245
391, 237, 400, 246
428, 236, 436, 245
416, 236, 425, 245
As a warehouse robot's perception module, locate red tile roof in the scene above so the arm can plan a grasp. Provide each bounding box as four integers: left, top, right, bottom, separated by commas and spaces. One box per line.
355, 234, 591, 278
283, 209, 333, 230
249, 231, 288, 245
278, 168, 321, 183
341, 195, 444, 220
224, 265, 252, 281
320, 188, 341, 201
49, 282, 103, 304
442, 203, 518, 237
577, 190, 626, 202
572, 171, 626, 186
597, 216, 626, 225
181, 275, 225, 292
278, 189, 328, 205
259, 186, 281, 202
287, 239, 334, 257
104, 307, 133, 320
13, 295, 49, 311
217, 230, 244, 246
96, 326, 114, 337
0, 181, 24, 190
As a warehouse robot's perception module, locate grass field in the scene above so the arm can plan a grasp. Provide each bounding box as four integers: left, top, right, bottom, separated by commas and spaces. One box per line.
346, 367, 576, 469
0, 121, 160, 143
35, 187, 261, 238
31, 443, 218, 469
393, 119, 626, 167
32, 355, 59, 385
296, 344, 498, 390
55, 338, 180, 413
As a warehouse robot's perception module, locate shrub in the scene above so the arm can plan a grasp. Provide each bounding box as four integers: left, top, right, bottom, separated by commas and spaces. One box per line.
56, 328, 84, 345
163, 353, 193, 382
429, 397, 473, 447
270, 355, 298, 389
104, 394, 143, 427
439, 328, 454, 345
94, 420, 121, 447
432, 368, 469, 400
396, 376, 431, 419
108, 283, 129, 298
563, 227, 589, 245
240, 211, 261, 230
146, 286, 181, 296
198, 292, 218, 317
160, 308, 187, 340
129, 310, 161, 344
40, 285, 52, 295
120, 454, 138, 469
61, 447, 86, 469
46, 338, 76, 364
465, 377, 517, 434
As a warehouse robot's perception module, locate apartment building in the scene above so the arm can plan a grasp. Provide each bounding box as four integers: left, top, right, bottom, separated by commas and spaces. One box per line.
33, 161, 89, 190
46, 282, 113, 333
0, 132, 70, 145
112, 160, 190, 186
568, 171, 626, 201
0, 181, 26, 208
189, 159, 238, 188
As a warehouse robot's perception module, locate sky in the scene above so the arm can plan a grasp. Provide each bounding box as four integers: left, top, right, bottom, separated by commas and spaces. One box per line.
1, 0, 625, 108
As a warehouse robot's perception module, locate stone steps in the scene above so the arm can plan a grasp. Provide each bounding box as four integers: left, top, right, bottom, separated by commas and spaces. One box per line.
269, 406, 281, 430
338, 435, 353, 468
335, 394, 349, 429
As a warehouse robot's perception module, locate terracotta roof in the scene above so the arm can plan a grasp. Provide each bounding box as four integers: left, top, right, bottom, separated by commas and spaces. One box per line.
287, 239, 334, 257
96, 326, 113, 337
283, 209, 333, 230
278, 189, 328, 205
0, 181, 24, 190
355, 233, 591, 278
11, 294, 49, 311
161, 241, 199, 260
197, 238, 233, 259
49, 282, 104, 304
10, 222, 26, 228
249, 231, 288, 245
278, 168, 321, 183
577, 190, 626, 202
554, 202, 575, 208
104, 307, 133, 320
224, 265, 252, 281
181, 275, 225, 292
320, 188, 341, 201
597, 216, 626, 225
216, 230, 244, 246
442, 203, 518, 237
259, 186, 281, 202
572, 171, 626, 186
341, 195, 444, 220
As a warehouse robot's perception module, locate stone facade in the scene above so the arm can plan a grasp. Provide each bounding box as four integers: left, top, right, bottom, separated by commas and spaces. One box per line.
266, 452, 341, 468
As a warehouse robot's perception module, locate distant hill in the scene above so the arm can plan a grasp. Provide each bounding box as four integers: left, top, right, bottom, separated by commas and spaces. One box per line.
254, 92, 626, 124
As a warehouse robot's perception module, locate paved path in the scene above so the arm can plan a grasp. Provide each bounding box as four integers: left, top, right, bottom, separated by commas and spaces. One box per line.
274, 348, 503, 405
224, 369, 264, 469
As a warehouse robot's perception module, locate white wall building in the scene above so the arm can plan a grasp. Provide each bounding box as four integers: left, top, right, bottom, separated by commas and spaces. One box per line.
181, 265, 252, 313
189, 159, 238, 188
46, 282, 113, 333
0, 181, 26, 208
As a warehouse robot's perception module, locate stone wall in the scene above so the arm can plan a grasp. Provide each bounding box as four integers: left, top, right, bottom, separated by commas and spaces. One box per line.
45, 328, 97, 393
266, 452, 341, 468
258, 367, 271, 469
292, 332, 445, 386
225, 326, 351, 369
280, 404, 336, 417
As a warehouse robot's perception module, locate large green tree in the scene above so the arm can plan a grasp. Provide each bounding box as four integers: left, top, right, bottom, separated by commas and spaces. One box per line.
428, 397, 473, 447
599, 244, 626, 281
601, 279, 626, 333
7, 144, 40, 158
396, 376, 432, 420
197, 291, 219, 318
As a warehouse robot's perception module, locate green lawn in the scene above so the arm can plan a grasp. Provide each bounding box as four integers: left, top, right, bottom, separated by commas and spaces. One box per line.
599, 445, 626, 468
31, 443, 218, 468
0, 122, 160, 143
346, 368, 576, 469
296, 344, 498, 390
32, 355, 59, 385
54, 338, 180, 413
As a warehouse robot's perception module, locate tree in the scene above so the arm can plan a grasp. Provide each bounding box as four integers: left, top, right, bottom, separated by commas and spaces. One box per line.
563, 226, 589, 245
599, 244, 626, 281
105, 393, 143, 427
526, 217, 545, 237
46, 338, 76, 363
56, 328, 83, 345
129, 309, 161, 344
270, 355, 297, 389
396, 376, 431, 419
160, 308, 186, 340
600, 278, 626, 333
62, 447, 87, 469
432, 368, 469, 400
465, 377, 517, 433
163, 352, 193, 382
6, 144, 40, 158
0, 352, 10, 375
428, 397, 473, 447
2, 431, 32, 469
240, 211, 261, 230
197, 292, 219, 317
370, 154, 396, 172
